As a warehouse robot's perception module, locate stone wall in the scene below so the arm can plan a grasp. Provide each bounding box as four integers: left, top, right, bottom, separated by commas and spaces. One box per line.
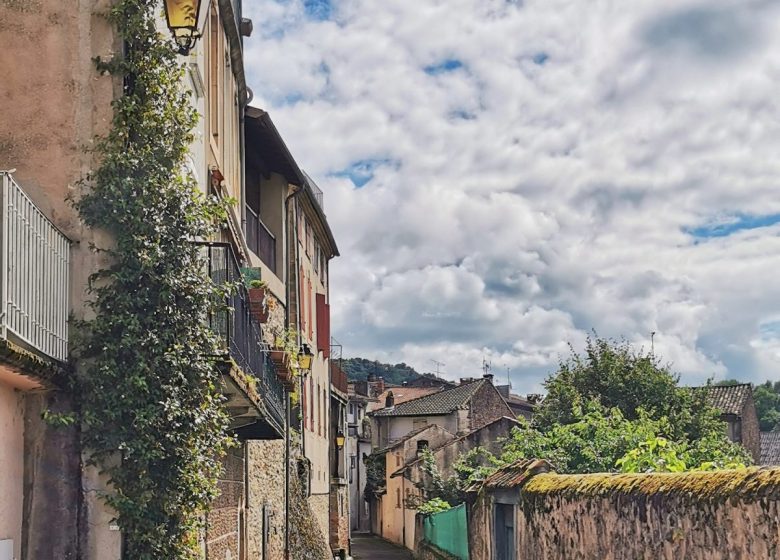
329, 484, 349, 555
289, 476, 331, 560
417, 541, 461, 560
742, 393, 761, 462
206, 443, 245, 560
469, 467, 780, 560
467, 382, 513, 431
308, 493, 331, 555
247, 441, 286, 560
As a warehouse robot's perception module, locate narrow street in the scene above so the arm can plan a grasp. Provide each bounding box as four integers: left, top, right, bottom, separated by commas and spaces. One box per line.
351, 534, 414, 560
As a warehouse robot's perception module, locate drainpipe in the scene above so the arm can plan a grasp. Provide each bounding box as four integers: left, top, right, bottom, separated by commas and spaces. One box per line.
283, 186, 304, 560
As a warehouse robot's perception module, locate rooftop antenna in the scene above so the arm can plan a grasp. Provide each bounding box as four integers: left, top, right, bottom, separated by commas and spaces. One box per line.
651, 331, 656, 356
482, 357, 491, 377
506, 365, 511, 389
430, 359, 445, 376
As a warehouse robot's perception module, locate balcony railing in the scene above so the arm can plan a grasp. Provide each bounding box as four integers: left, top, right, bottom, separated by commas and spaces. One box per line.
0, 172, 70, 362
198, 242, 285, 434
245, 206, 276, 274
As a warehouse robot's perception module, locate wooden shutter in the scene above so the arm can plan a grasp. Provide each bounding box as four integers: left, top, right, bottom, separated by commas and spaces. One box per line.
316, 293, 330, 358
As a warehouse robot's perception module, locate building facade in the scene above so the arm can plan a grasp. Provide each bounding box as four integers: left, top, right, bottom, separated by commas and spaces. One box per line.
0, 1, 339, 559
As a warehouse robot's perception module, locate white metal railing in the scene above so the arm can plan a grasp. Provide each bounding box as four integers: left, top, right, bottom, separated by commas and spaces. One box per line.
1, 172, 70, 362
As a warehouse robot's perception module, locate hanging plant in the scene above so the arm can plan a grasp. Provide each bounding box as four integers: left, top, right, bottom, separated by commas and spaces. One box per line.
73, 1, 232, 558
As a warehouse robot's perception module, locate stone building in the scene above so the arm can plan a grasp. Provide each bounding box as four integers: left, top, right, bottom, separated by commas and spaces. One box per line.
701, 383, 760, 463
0, 1, 338, 558
366, 375, 515, 550
347, 382, 376, 534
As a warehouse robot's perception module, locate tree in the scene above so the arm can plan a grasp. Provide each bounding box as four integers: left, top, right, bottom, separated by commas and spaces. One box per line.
499, 401, 749, 474
535, 335, 729, 443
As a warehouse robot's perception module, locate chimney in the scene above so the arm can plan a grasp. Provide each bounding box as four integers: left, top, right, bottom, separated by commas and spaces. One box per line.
385, 391, 395, 409
460, 377, 474, 385
402, 381, 408, 387
483, 373, 494, 384
376, 377, 385, 394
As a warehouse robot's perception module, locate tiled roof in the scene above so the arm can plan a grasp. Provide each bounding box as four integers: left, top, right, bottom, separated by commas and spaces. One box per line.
700, 384, 753, 416
366, 387, 441, 413
761, 432, 780, 466
467, 458, 554, 492
371, 379, 487, 417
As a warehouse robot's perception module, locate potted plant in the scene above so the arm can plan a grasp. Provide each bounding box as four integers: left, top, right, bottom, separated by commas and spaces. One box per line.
247, 279, 268, 323
270, 328, 300, 387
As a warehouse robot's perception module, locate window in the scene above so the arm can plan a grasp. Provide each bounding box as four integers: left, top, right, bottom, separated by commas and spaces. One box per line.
396, 488, 401, 509
396, 453, 401, 467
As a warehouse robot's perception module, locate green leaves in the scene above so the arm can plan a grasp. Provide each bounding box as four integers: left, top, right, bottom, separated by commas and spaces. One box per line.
73, 1, 233, 558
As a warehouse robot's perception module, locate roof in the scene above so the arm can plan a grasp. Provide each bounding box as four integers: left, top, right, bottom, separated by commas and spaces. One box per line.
700, 384, 753, 416
761, 432, 780, 466
366, 387, 441, 414
467, 458, 554, 492
371, 379, 487, 418
245, 107, 307, 187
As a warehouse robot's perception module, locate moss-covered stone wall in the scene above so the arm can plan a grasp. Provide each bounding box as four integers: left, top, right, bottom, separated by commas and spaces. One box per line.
470, 467, 780, 560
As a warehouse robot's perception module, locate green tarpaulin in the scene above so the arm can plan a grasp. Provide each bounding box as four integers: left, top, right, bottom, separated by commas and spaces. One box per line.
423, 503, 469, 560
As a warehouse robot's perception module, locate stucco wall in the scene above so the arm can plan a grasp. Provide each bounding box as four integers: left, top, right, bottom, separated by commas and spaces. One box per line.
0, 382, 23, 559
469, 467, 780, 560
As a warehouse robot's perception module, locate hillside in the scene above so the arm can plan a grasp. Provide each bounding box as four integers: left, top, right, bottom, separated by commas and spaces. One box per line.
341, 358, 423, 385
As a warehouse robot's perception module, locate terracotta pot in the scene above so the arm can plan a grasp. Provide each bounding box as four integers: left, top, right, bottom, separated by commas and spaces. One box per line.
248, 287, 268, 323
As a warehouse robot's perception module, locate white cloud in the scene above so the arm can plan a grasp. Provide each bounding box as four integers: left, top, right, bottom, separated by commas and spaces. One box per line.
242, 0, 780, 392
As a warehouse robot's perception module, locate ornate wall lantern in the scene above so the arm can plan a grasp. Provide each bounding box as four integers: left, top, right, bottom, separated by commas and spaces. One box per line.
335, 430, 345, 450
163, 0, 208, 55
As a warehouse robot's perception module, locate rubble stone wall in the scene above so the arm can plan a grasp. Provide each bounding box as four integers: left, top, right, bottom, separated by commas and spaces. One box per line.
469, 467, 780, 560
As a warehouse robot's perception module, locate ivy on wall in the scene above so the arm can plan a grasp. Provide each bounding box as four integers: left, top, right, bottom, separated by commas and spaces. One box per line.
74, 1, 232, 558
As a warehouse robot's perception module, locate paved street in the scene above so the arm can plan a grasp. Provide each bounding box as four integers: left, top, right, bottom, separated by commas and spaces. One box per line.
351, 534, 414, 559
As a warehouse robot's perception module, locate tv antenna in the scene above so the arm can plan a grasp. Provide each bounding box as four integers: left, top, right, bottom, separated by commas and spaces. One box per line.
430, 359, 445, 376
482, 357, 492, 376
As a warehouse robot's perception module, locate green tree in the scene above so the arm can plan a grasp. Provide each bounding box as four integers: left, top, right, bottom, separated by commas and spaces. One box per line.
536, 335, 729, 443
499, 402, 750, 474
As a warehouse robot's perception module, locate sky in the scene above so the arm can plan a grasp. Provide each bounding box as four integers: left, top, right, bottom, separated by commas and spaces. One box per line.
242, 0, 780, 393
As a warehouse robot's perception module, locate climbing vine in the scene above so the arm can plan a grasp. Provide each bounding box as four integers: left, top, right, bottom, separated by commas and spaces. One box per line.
74, 1, 232, 558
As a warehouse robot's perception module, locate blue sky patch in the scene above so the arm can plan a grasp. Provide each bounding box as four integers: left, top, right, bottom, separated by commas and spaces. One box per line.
331, 158, 398, 188
686, 213, 780, 239
532, 52, 549, 65
303, 0, 332, 20
424, 59, 464, 75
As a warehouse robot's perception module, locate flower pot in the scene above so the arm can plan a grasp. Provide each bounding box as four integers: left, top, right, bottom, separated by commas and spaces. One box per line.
248, 287, 269, 323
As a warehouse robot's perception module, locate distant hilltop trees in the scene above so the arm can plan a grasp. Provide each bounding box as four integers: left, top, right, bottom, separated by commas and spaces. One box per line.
341, 358, 423, 385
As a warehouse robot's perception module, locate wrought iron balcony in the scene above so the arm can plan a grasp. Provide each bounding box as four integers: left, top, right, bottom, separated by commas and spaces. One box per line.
0, 172, 70, 363
245, 206, 276, 274
198, 241, 285, 436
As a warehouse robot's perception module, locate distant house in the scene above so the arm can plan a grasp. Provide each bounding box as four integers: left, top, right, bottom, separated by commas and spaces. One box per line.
365, 375, 515, 550
700, 383, 760, 462
760, 432, 780, 466
370, 375, 514, 449
495, 385, 536, 421
370, 424, 454, 547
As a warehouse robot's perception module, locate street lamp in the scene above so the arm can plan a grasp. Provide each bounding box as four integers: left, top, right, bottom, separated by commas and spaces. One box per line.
298, 344, 314, 371
335, 430, 345, 450
163, 0, 208, 55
